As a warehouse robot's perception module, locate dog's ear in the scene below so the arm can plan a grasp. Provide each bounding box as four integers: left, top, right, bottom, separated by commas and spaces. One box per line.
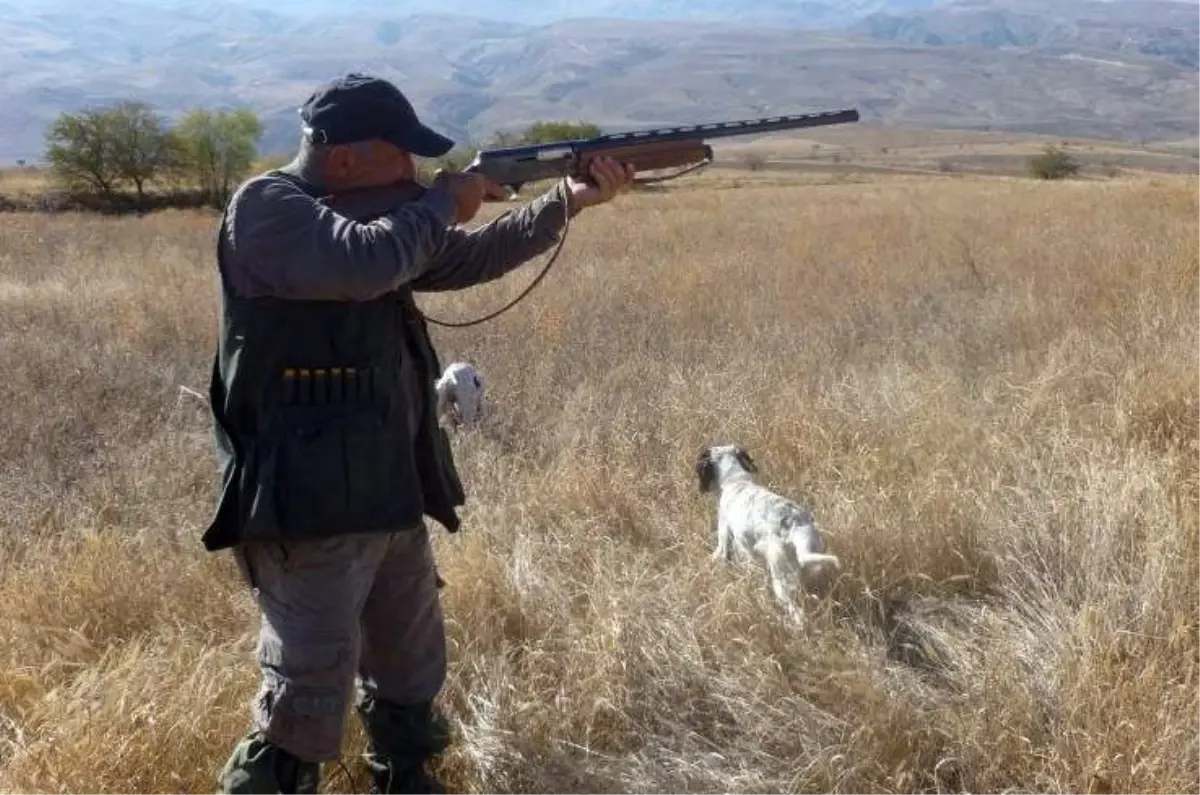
694, 448, 716, 493
734, 446, 758, 473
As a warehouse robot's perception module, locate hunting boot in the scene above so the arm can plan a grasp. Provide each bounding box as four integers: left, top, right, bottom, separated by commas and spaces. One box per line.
356, 694, 451, 794
216, 730, 321, 794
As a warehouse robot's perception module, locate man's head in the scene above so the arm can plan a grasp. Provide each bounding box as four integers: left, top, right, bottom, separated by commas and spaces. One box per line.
297, 73, 456, 193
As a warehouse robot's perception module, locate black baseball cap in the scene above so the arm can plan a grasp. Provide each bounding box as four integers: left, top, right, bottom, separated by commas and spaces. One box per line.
298, 73, 455, 157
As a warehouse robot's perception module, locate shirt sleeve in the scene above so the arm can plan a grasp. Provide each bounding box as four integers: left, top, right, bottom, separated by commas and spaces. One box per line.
410, 179, 578, 293
221, 174, 460, 301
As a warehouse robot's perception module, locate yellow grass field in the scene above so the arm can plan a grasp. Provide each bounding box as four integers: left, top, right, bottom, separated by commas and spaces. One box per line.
0, 168, 52, 201
0, 169, 1196, 793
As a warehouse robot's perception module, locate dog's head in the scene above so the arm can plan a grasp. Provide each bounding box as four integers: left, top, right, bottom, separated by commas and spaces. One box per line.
695, 443, 757, 493
455, 369, 484, 425
437, 363, 485, 428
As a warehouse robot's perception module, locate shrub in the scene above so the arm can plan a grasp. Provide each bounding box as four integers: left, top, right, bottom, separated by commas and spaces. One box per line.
1028, 144, 1081, 180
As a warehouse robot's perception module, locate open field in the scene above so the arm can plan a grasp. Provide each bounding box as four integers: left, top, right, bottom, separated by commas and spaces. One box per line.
4, 126, 1196, 213
714, 125, 1200, 177
0, 169, 1197, 793
0, 167, 52, 200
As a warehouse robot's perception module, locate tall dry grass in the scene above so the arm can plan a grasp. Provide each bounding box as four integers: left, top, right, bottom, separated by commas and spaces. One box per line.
0, 170, 1196, 794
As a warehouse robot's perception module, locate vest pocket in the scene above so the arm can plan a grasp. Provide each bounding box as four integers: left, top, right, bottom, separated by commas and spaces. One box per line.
271, 409, 416, 538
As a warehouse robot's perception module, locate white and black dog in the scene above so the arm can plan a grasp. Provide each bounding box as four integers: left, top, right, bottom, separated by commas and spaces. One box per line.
435, 362, 485, 429
695, 444, 841, 622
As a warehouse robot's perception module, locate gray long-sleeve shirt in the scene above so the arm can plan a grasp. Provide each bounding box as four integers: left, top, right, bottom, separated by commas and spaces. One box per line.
219, 168, 576, 443
220, 170, 576, 300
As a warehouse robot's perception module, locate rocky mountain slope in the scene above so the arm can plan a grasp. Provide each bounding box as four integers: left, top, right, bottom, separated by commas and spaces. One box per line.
0, 0, 1195, 163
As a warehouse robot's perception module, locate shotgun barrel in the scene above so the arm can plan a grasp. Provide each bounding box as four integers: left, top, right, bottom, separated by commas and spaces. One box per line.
465, 108, 860, 191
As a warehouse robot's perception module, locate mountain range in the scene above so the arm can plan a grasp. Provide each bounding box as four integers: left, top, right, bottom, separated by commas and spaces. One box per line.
0, 0, 1196, 164
6, 0, 981, 29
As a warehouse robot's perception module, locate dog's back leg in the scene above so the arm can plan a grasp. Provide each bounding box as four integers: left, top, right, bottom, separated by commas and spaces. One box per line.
764, 538, 803, 623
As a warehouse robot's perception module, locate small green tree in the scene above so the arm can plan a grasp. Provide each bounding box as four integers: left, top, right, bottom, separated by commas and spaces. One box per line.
410, 147, 478, 184
1028, 144, 1080, 180
44, 108, 123, 200
435, 146, 479, 172
174, 107, 263, 206
416, 120, 604, 183
519, 120, 602, 144
108, 101, 174, 205
253, 154, 291, 173
478, 121, 602, 151
485, 129, 522, 148
45, 102, 176, 205
741, 152, 767, 171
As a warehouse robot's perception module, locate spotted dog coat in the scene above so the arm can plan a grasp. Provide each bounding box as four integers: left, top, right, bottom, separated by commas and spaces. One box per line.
696, 444, 841, 623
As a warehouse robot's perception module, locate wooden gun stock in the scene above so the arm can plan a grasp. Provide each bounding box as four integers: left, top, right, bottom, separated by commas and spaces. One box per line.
576, 140, 714, 181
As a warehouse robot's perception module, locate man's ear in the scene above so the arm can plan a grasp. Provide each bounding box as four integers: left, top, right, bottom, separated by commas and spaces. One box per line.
396, 149, 417, 182
323, 144, 353, 181
735, 447, 757, 473
695, 448, 716, 493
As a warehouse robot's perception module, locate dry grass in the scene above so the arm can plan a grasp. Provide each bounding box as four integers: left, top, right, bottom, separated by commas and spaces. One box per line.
0, 167, 51, 199
0, 170, 1196, 794
717, 128, 1200, 178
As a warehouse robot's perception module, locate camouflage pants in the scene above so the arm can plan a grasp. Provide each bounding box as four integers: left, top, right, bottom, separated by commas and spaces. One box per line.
232, 525, 447, 763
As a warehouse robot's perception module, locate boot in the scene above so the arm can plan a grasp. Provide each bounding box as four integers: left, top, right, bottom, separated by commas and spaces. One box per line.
216, 730, 321, 794
356, 694, 451, 794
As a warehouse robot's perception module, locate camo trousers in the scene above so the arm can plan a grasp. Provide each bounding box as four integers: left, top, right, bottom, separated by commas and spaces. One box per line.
231, 525, 447, 763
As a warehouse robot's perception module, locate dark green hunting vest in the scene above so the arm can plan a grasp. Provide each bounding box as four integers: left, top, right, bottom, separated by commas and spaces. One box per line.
201, 174, 465, 552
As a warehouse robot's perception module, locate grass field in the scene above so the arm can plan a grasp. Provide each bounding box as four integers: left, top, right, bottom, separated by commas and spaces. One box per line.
0, 167, 1196, 793
710, 125, 1200, 177
3, 127, 1197, 205
0, 167, 51, 199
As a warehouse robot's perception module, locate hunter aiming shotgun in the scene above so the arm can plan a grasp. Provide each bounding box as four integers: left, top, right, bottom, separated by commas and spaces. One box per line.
417, 107, 860, 327
464, 107, 860, 192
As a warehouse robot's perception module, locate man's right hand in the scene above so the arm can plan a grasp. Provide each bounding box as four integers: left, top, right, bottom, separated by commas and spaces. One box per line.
432, 170, 508, 225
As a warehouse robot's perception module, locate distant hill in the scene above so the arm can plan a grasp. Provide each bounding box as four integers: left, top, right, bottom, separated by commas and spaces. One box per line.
853, 0, 1198, 68
143, 0, 969, 29
0, 0, 1195, 164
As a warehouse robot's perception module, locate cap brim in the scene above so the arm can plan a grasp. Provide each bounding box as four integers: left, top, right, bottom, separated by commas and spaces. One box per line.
387, 124, 456, 158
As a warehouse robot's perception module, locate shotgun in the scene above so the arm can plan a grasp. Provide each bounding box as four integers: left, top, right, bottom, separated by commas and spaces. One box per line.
464, 108, 860, 192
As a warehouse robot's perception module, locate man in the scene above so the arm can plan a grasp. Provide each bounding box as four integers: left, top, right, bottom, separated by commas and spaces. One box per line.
203, 73, 633, 794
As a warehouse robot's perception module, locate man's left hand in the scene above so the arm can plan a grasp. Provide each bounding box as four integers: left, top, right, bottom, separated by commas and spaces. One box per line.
565, 155, 636, 214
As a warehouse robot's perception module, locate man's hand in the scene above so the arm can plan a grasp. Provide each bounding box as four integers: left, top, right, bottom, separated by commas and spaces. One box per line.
432, 170, 509, 225
565, 155, 636, 214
